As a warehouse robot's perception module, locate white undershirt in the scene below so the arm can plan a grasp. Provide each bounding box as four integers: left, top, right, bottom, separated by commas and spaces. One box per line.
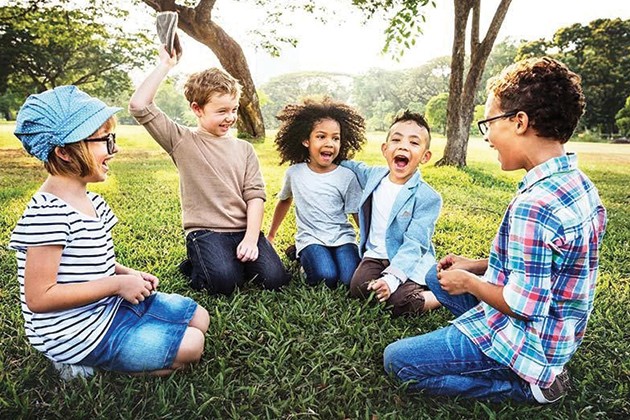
364, 176, 403, 259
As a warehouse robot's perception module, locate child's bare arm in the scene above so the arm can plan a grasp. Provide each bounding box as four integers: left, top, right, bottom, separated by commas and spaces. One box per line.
237, 198, 264, 262
24, 246, 153, 312
267, 197, 292, 244
129, 45, 178, 110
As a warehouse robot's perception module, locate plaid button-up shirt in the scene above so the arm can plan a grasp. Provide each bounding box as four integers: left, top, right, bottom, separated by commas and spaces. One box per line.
453, 153, 607, 387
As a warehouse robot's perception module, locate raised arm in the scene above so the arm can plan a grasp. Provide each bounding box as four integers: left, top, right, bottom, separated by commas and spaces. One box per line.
129, 45, 178, 110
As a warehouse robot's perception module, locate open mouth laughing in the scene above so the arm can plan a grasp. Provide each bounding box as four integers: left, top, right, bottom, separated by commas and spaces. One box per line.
394, 154, 409, 169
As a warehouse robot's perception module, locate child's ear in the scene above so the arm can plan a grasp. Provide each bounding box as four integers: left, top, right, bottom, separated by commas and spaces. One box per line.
53, 146, 72, 162
380, 142, 388, 156
190, 102, 202, 116
515, 111, 529, 135
421, 150, 432, 164
302, 139, 310, 148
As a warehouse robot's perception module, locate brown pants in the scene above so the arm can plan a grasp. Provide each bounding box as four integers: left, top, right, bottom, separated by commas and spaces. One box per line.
350, 257, 427, 316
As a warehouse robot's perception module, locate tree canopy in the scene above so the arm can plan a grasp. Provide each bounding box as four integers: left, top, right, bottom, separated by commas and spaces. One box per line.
0, 2, 152, 119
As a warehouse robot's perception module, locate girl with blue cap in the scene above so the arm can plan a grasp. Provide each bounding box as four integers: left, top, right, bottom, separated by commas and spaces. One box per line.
9, 86, 209, 377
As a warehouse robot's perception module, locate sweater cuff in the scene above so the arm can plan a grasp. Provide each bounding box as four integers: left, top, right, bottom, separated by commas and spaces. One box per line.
383, 273, 401, 295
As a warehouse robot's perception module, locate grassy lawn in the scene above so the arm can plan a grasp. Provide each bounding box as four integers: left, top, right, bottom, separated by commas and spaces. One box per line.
1, 123, 629, 418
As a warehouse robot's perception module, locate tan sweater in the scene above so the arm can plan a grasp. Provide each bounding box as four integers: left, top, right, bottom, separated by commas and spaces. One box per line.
130, 103, 266, 234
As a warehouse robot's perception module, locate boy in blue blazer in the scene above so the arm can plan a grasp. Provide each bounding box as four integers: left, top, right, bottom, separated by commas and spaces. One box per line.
341, 111, 442, 316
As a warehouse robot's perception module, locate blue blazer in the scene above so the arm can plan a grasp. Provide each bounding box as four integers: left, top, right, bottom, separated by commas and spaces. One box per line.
341, 160, 442, 284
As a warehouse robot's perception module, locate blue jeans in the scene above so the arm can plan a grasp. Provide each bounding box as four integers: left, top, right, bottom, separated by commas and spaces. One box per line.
81, 293, 197, 372
382, 268, 535, 402
186, 230, 289, 295
299, 243, 360, 288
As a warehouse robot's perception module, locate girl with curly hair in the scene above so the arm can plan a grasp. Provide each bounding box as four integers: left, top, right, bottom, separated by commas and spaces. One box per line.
266, 97, 366, 288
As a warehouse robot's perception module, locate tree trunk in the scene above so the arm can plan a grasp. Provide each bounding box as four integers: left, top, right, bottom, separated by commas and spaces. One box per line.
142, 0, 265, 142
436, 0, 512, 167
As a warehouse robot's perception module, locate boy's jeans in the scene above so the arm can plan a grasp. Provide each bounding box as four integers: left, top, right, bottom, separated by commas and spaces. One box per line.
299, 243, 360, 288
186, 230, 289, 295
383, 266, 535, 402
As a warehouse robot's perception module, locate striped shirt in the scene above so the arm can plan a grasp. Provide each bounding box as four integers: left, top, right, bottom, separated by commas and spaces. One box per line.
453, 154, 607, 388
8, 191, 122, 364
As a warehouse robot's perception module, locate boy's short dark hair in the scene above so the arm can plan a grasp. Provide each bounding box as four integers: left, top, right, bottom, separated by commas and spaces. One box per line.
487, 57, 585, 143
184, 68, 242, 107
387, 110, 432, 148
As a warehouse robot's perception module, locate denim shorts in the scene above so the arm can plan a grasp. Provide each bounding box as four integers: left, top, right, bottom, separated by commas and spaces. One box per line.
81, 292, 198, 372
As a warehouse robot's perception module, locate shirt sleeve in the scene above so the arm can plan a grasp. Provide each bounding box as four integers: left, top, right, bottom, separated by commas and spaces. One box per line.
502, 201, 558, 320
128, 102, 185, 154
277, 167, 293, 201
8, 196, 72, 251
242, 144, 267, 202
343, 172, 362, 214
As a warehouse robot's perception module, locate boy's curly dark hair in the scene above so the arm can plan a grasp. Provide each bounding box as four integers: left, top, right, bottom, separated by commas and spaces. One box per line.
488, 57, 585, 143
274, 97, 366, 165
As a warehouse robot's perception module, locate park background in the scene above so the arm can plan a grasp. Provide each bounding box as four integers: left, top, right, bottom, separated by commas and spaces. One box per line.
1, 0, 629, 418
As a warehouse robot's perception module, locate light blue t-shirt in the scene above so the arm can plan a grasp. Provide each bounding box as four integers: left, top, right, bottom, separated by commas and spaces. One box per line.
278, 163, 362, 255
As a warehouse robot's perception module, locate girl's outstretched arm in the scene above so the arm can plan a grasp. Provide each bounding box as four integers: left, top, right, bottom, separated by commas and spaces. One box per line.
266, 197, 292, 245
24, 246, 153, 313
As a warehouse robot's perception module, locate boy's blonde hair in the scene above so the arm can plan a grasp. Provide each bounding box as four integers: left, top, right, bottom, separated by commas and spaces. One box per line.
183, 68, 242, 107
44, 117, 117, 177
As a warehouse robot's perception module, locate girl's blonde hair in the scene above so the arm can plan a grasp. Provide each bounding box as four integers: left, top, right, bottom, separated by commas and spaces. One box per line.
44, 116, 117, 177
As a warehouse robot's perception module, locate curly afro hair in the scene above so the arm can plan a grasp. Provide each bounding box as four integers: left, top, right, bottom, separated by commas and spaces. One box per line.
274, 97, 366, 165
488, 57, 585, 143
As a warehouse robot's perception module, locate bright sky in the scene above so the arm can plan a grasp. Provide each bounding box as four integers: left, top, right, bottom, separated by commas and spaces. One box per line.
153, 0, 630, 85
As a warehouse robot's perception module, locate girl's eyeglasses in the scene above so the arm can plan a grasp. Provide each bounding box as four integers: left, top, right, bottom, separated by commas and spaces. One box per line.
83, 133, 116, 155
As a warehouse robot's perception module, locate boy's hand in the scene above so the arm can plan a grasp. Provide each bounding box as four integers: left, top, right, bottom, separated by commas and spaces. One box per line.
265, 234, 274, 245
237, 237, 259, 262
367, 278, 391, 302
116, 274, 154, 304
159, 44, 178, 68
438, 254, 477, 272
437, 269, 476, 295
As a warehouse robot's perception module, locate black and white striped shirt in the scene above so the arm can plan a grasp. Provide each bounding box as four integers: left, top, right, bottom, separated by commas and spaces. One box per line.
8, 192, 122, 364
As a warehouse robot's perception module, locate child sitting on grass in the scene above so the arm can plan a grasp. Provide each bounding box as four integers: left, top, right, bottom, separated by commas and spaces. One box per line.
341, 111, 442, 316
383, 57, 607, 403
266, 97, 365, 288
129, 45, 288, 296
9, 86, 209, 377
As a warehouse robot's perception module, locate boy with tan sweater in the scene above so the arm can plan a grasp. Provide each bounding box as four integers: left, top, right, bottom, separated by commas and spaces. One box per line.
129, 46, 288, 295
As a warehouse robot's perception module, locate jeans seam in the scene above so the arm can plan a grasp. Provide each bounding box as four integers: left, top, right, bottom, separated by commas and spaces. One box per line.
191, 236, 212, 287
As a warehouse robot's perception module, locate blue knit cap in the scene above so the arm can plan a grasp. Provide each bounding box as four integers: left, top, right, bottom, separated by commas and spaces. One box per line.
14, 85, 122, 162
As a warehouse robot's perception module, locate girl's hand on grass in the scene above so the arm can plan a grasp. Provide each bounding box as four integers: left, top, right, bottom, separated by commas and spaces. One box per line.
237, 238, 259, 262
367, 279, 391, 302
116, 274, 154, 304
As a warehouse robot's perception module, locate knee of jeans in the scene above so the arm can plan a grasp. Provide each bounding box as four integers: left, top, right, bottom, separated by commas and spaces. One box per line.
383, 342, 401, 376
425, 264, 440, 290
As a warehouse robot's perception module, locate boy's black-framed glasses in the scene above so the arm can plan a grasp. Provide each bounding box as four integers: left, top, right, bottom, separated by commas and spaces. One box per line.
477, 111, 518, 136
83, 133, 116, 155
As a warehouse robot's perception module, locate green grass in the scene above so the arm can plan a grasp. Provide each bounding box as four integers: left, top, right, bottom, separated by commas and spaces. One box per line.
1, 123, 629, 418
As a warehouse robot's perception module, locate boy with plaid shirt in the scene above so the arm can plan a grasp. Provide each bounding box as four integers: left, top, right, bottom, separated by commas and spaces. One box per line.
383, 57, 607, 403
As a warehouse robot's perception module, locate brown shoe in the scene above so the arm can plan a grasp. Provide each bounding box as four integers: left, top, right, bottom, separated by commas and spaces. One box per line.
531, 368, 571, 404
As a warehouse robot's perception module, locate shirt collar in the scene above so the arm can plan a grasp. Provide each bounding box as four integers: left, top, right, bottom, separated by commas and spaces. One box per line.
518, 153, 577, 193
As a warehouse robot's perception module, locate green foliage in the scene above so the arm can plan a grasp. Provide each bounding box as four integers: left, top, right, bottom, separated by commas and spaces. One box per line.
516, 18, 630, 133
615, 95, 630, 137
258, 72, 354, 129
0, 2, 152, 119
425, 92, 448, 134
1, 123, 629, 417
